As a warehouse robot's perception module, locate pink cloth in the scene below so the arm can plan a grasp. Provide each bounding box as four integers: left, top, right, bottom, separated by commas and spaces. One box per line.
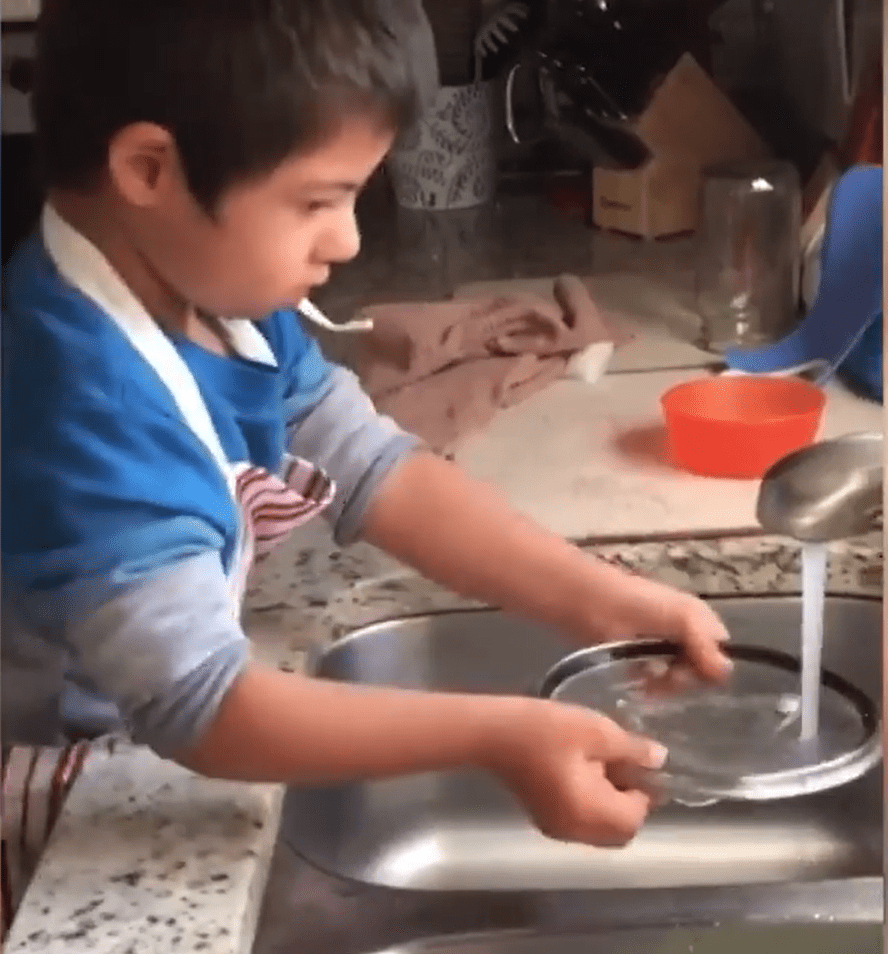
355, 275, 632, 453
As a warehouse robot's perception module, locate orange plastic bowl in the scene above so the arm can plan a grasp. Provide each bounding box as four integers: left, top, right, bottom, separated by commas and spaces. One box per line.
660, 376, 826, 479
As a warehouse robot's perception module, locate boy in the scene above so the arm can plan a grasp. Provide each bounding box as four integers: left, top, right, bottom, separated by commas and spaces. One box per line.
2, 0, 732, 903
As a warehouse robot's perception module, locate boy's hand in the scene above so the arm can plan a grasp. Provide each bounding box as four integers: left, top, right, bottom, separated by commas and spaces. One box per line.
658, 589, 733, 685
584, 573, 733, 685
485, 698, 667, 846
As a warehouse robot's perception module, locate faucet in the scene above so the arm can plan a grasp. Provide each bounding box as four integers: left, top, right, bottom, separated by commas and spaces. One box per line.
756, 432, 883, 542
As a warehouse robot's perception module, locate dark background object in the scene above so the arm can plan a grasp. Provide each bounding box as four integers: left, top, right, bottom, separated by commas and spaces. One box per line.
506, 0, 734, 170
422, 0, 485, 85
1, 134, 42, 267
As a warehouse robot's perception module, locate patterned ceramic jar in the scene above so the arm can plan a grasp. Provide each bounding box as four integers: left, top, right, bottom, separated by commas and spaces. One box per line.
387, 81, 497, 210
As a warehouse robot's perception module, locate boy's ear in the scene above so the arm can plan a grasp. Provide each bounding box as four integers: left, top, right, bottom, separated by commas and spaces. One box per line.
107, 122, 184, 209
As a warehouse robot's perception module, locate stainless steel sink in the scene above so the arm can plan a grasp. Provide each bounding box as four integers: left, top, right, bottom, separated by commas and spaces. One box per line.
254, 835, 884, 954
254, 596, 882, 954
280, 596, 882, 894
382, 922, 884, 954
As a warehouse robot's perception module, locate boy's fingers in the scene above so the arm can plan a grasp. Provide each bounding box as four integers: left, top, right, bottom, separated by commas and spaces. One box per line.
592, 717, 668, 771
584, 785, 652, 845
684, 630, 733, 683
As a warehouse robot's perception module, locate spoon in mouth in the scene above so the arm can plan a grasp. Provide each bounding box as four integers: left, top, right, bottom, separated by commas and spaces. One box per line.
299, 298, 374, 333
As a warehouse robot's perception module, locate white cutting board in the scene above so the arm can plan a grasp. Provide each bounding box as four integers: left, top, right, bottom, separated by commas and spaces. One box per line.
453, 273, 716, 374
454, 368, 883, 540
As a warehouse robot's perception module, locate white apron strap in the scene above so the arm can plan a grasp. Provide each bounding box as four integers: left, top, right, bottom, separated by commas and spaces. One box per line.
41, 204, 258, 610
42, 205, 234, 478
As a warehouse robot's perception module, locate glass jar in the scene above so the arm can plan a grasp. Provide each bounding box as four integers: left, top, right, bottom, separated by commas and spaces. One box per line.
696, 159, 802, 353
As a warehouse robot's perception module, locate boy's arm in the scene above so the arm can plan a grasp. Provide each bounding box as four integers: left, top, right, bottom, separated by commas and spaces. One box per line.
361, 452, 732, 682
62, 547, 509, 781
66, 550, 662, 817
285, 337, 729, 682
178, 657, 668, 850
360, 451, 648, 641
178, 662, 511, 782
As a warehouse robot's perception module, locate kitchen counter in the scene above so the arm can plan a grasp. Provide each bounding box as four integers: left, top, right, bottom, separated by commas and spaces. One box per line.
455, 371, 882, 539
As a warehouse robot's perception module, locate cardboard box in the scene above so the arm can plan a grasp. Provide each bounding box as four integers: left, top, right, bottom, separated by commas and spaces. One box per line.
592, 54, 770, 239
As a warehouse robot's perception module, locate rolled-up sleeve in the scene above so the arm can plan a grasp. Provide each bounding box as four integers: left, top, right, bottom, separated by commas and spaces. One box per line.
284, 336, 423, 545
66, 553, 250, 756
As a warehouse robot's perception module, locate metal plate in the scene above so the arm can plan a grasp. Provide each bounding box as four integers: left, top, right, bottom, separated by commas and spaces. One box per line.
540, 641, 882, 804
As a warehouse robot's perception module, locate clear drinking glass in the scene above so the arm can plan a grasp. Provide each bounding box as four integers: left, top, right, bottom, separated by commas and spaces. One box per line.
696, 159, 802, 353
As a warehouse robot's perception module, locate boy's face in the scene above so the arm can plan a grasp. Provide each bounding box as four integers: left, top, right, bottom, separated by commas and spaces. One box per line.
109, 114, 395, 319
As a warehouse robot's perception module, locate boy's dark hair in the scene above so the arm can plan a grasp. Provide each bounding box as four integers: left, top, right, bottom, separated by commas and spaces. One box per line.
34, 0, 436, 212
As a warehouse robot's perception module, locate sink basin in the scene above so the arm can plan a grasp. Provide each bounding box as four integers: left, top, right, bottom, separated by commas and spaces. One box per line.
382, 922, 884, 954
280, 596, 882, 894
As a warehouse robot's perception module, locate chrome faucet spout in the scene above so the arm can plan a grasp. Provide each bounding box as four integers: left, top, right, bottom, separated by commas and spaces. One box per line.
756, 432, 883, 542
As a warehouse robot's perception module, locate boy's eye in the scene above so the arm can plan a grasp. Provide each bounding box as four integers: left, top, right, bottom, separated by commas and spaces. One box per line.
302, 199, 335, 214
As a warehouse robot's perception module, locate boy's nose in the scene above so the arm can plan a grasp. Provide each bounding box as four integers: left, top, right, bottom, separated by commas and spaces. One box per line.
319, 208, 361, 264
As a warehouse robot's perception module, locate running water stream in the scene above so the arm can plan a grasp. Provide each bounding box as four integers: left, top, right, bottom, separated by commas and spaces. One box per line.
799, 542, 829, 740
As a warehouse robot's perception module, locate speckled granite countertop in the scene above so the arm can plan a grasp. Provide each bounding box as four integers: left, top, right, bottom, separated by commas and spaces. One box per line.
6, 520, 882, 954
